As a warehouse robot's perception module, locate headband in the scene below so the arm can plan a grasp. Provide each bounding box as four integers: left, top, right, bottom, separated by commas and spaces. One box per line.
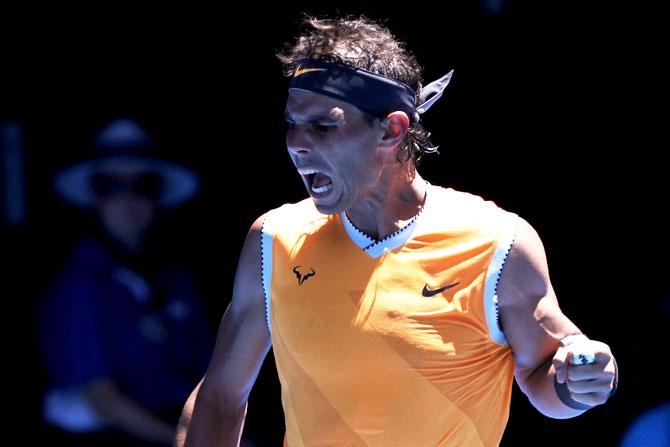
289, 58, 453, 123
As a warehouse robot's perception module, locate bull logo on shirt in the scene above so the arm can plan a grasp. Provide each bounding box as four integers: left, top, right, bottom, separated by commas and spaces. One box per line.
293, 266, 316, 285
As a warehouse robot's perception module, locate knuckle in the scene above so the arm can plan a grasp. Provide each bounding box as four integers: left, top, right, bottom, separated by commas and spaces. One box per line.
567, 368, 580, 381
593, 393, 608, 405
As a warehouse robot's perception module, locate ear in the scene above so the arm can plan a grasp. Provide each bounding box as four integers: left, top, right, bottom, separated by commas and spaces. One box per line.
380, 111, 410, 147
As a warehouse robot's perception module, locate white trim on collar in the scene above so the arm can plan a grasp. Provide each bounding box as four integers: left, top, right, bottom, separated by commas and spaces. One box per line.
341, 184, 429, 259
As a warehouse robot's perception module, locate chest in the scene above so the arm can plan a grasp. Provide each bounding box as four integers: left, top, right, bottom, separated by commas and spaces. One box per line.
270, 246, 495, 384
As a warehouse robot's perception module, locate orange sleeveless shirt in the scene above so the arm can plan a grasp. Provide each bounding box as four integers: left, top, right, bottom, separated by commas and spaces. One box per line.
261, 185, 519, 446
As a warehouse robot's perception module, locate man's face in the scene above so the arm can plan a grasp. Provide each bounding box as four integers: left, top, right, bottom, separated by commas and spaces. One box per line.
285, 89, 386, 215
93, 171, 158, 246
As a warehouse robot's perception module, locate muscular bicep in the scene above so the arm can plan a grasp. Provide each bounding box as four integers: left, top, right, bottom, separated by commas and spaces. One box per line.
497, 218, 581, 385
200, 214, 272, 407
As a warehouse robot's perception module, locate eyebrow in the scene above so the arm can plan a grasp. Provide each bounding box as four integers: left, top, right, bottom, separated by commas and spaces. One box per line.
284, 110, 342, 125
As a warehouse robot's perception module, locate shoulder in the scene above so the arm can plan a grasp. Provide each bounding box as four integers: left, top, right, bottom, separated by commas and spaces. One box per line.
45, 241, 108, 302
424, 185, 509, 234
509, 217, 547, 263
262, 198, 329, 240
429, 185, 497, 212
264, 198, 322, 222
501, 216, 551, 303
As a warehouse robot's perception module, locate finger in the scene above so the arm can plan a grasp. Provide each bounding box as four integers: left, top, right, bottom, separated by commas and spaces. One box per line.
567, 391, 610, 407
566, 377, 611, 394
552, 346, 570, 383
593, 351, 615, 370
567, 363, 604, 381
571, 340, 612, 365
557, 334, 591, 382
569, 350, 595, 365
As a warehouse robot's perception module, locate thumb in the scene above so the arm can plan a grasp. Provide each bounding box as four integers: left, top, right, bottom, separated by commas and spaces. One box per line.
552, 345, 570, 384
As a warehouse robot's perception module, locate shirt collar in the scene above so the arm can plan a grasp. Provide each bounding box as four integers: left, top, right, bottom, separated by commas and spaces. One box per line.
340, 183, 429, 258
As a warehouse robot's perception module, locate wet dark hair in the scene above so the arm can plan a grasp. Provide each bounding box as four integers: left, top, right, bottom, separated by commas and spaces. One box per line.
277, 16, 438, 164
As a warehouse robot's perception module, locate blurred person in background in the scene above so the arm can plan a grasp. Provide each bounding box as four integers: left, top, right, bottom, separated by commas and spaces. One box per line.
38, 119, 212, 446
621, 401, 670, 447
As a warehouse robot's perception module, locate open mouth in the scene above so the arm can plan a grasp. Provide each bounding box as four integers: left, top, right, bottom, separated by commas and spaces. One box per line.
300, 169, 333, 194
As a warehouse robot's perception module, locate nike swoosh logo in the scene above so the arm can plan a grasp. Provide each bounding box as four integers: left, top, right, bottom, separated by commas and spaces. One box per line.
422, 282, 460, 297
293, 67, 327, 77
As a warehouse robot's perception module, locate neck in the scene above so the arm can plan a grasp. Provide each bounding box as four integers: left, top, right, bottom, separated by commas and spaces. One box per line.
345, 167, 427, 241
108, 230, 145, 254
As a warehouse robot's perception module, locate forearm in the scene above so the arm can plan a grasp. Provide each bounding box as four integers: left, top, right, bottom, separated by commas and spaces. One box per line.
519, 359, 588, 419
84, 379, 175, 444
176, 381, 247, 447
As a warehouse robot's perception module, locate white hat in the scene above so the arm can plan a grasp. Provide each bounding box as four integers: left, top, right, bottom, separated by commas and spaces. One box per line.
54, 119, 199, 208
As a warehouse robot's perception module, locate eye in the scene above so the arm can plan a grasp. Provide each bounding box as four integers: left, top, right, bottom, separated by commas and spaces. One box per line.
315, 124, 335, 133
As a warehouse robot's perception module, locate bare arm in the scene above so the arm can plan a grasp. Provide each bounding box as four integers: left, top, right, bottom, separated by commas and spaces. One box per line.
498, 217, 617, 419
176, 214, 272, 447
83, 378, 176, 444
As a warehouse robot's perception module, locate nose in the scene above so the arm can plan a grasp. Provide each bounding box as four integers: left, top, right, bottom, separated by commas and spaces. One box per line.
286, 125, 312, 156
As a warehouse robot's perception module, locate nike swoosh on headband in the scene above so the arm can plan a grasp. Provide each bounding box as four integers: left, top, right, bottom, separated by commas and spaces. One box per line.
294, 67, 328, 77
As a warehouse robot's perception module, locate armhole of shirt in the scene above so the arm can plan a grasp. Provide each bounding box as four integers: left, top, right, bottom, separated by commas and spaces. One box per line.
260, 212, 274, 337
484, 211, 520, 345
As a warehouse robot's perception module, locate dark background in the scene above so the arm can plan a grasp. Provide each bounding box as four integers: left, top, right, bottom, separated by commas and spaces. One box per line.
2, 2, 668, 445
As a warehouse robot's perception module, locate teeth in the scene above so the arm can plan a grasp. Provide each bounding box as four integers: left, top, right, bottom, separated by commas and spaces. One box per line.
312, 184, 332, 193
299, 168, 319, 175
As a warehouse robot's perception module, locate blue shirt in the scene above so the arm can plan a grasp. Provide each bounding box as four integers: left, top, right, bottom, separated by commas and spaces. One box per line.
40, 238, 212, 412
